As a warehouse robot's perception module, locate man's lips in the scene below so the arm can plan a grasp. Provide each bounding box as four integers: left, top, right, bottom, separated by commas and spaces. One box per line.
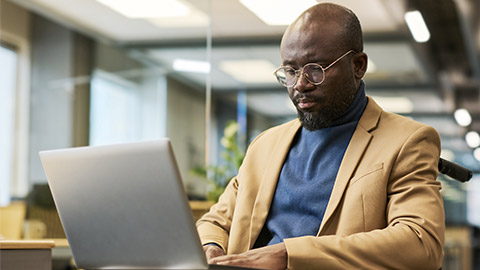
294, 97, 318, 110
297, 101, 316, 109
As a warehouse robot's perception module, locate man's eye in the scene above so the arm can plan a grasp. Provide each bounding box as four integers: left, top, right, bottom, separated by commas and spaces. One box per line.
285, 68, 296, 76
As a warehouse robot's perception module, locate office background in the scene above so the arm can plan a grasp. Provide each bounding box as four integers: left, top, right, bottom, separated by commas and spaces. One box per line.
1, 0, 479, 269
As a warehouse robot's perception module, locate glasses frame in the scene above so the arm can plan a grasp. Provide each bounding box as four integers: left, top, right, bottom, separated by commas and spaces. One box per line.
274, 50, 357, 87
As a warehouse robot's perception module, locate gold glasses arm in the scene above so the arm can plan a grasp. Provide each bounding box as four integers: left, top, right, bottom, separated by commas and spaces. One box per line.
323, 50, 357, 71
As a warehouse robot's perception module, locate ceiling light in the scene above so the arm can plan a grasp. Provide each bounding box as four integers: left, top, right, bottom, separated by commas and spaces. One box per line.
454, 108, 472, 127
466, 131, 480, 148
96, 0, 188, 18
239, 0, 317, 25
148, 9, 208, 28
219, 59, 277, 84
404, 10, 430, 43
173, 59, 210, 74
371, 96, 414, 113
474, 148, 480, 162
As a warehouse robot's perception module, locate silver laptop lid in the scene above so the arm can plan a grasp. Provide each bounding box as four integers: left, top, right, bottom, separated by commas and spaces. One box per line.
39, 139, 208, 269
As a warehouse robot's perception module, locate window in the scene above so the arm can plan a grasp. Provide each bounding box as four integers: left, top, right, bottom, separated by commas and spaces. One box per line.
89, 70, 167, 146
0, 44, 18, 206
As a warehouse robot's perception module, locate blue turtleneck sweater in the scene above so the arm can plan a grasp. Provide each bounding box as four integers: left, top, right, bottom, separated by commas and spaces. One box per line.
255, 82, 368, 247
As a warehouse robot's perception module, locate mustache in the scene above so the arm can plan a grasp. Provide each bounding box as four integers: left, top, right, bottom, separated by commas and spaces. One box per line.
292, 93, 320, 104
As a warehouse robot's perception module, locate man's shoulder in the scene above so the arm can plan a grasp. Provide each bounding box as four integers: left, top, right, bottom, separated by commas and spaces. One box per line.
364, 97, 440, 146
366, 96, 435, 131
381, 110, 425, 127
380, 110, 435, 135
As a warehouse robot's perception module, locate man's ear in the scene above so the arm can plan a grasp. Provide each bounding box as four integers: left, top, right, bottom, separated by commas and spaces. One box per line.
352, 52, 368, 79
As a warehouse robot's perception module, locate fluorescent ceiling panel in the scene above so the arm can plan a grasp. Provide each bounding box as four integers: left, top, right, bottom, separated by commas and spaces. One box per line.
97, 0, 208, 27
404, 10, 430, 43
96, 0, 188, 18
173, 59, 210, 74
148, 9, 208, 27
239, 0, 317, 25
219, 59, 278, 84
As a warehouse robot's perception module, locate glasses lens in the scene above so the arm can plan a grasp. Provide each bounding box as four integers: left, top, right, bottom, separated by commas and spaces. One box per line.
303, 64, 324, 84
275, 67, 297, 87
274, 68, 288, 86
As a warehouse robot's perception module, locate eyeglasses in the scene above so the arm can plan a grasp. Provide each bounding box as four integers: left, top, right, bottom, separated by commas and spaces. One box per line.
273, 50, 356, 87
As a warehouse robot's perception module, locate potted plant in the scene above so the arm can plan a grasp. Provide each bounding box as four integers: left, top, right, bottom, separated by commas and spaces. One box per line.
191, 121, 245, 202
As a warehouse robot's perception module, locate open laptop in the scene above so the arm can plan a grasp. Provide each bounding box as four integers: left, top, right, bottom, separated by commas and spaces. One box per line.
39, 139, 254, 270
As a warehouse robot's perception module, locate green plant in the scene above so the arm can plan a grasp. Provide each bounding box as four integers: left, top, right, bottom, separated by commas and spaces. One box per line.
191, 121, 245, 202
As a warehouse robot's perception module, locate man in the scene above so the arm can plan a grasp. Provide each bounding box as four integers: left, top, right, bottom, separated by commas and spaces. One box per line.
197, 3, 444, 270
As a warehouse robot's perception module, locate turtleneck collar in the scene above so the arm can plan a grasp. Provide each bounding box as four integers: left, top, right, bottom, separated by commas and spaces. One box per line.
328, 80, 368, 127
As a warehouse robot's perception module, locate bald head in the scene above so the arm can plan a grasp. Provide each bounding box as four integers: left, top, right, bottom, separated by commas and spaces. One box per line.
282, 3, 363, 53
278, 3, 368, 130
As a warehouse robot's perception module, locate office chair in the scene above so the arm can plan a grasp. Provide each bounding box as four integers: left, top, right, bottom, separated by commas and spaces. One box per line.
438, 158, 473, 182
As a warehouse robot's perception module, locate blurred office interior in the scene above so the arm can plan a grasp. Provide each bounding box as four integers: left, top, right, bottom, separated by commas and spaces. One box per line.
1, 0, 480, 269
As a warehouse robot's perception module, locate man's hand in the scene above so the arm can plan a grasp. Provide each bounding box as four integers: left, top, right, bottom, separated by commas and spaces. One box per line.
203, 244, 226, 261
209, 243, 287, 270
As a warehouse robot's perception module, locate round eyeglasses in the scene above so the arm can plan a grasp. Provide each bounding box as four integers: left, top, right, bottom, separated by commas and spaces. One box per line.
273, 50, 356, 87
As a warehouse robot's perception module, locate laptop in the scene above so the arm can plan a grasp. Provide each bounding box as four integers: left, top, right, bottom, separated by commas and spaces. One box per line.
39, 139, 254, 270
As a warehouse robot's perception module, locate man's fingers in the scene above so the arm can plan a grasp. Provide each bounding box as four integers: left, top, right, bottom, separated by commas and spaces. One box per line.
210, 254, 234, 263
210, 255, 249, 267
208, 243, 286, 270
204, 245, 226, 261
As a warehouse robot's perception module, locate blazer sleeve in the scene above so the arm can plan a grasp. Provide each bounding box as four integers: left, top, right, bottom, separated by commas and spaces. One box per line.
196, 175, 239, 252
284, 125, 445, 270
196, 129, 269, 252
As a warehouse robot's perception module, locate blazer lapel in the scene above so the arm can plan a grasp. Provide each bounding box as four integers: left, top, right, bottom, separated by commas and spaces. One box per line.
248, 120, 301, 248
318, 97, 382, 234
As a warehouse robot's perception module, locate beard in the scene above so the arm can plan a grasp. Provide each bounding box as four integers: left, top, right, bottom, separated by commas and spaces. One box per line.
293, 87, 357, 131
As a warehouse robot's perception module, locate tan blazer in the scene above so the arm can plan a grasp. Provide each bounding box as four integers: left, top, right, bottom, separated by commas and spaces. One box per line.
197, 97, 444, 269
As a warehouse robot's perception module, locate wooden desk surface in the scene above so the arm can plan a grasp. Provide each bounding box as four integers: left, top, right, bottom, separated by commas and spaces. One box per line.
189, 200, 214, 210
1, 240, 55, 270
0, 240, 55, 249
50, 238, 69, 247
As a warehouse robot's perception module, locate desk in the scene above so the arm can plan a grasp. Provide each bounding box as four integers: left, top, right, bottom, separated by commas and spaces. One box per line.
190, 200, 214, 221
0, 240, 55, 270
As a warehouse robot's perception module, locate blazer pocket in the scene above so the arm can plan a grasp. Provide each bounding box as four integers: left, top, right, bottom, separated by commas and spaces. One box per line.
348, 162, 384, 186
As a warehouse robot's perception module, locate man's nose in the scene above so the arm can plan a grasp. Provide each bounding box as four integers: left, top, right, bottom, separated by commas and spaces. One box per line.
293, 72, 315, 93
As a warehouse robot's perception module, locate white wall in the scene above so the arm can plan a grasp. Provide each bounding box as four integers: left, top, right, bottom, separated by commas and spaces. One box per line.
0, 0, 31, 197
